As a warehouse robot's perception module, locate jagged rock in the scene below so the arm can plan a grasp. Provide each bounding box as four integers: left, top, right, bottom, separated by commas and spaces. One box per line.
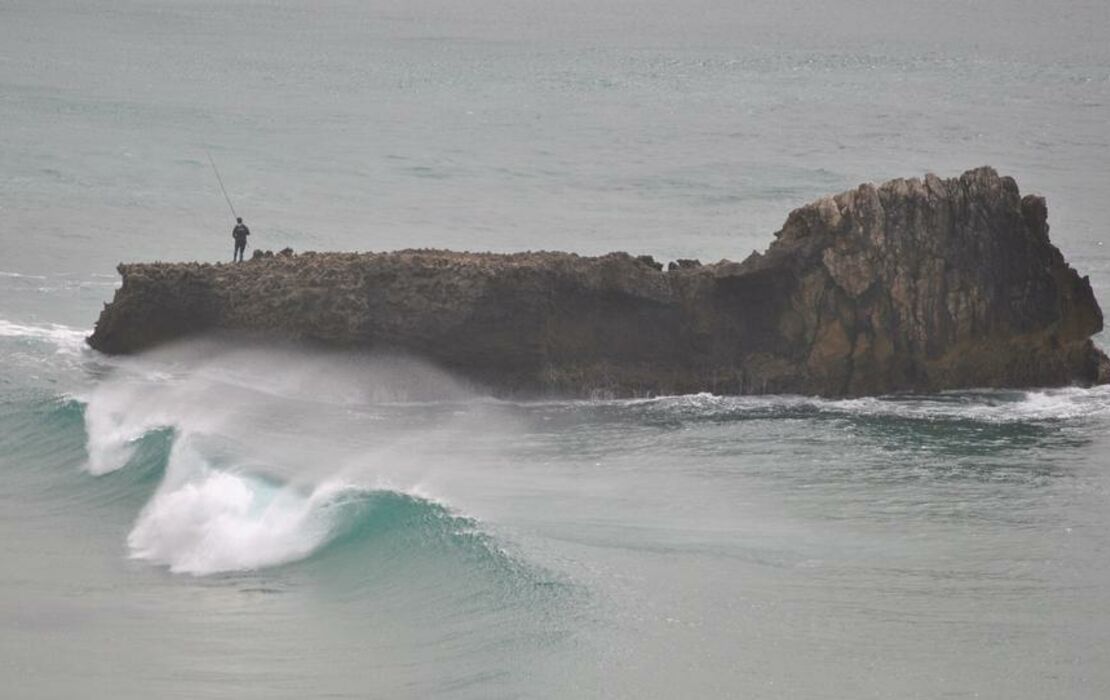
668, 259, 702, 271
87, 168, 1109, 397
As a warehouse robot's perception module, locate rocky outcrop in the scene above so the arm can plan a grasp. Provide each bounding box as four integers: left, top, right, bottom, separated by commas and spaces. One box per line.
88, 167, 1109, 397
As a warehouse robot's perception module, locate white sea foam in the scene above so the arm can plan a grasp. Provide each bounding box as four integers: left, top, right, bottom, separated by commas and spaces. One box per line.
82, 399, 170, 476
127, 437, 358, 575
0, 319, 87, 359
819, 386, 1110, 423
0, 319, 88, 354
0, 271, 47, 280
638, 385, 1110, 424
79, 370, 227, 475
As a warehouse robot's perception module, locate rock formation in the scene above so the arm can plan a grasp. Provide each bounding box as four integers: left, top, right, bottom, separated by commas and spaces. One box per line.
88, 167, 1109, 397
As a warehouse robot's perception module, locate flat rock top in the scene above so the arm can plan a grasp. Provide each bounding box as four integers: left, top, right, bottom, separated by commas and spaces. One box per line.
118, 166, 1030, 280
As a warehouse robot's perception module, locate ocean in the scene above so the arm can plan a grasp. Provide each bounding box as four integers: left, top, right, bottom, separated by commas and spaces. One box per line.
2, 0, 1110, 697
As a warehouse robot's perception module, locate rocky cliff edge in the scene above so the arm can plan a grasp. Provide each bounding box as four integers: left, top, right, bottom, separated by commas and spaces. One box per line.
88, 167, 1110, 397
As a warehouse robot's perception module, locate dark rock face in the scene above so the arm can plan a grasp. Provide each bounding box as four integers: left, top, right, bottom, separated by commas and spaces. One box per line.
88, 168, 1109, 397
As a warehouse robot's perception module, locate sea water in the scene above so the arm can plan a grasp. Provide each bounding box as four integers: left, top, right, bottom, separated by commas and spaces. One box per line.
2, 1, 1110, 697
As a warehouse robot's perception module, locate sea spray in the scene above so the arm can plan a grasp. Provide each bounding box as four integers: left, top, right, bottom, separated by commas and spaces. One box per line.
127, 434, 359, 574
74, 338, 532, 575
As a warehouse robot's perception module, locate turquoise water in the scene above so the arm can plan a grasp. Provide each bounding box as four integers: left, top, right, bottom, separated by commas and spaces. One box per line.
3, 1, 1110, 697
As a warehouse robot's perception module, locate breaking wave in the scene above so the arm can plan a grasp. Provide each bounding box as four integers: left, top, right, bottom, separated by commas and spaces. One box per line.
73, 339, 512, 577
124, 433, 470, 575
57, 333, 1110, 578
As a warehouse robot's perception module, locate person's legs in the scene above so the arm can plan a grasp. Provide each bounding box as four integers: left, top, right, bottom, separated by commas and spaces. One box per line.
234, 241, 245, 262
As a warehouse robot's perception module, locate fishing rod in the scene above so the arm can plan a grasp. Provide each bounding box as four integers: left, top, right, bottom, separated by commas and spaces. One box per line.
205, 149, 239, 221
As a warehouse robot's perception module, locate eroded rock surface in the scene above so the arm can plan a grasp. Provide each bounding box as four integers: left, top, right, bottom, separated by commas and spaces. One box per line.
88, 167, 1109, 396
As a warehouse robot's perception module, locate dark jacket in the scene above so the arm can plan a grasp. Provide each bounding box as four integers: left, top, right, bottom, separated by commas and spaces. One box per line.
232, 223, 250, 242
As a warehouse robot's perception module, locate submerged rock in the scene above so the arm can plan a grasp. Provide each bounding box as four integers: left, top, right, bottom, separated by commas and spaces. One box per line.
88, 168, 1109, 396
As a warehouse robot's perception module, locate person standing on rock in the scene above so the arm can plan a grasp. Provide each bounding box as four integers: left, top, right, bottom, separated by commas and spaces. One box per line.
232, 217, 250, 262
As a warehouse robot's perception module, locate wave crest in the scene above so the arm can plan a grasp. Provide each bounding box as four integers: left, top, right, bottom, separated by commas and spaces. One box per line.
128, 440, 353, 574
